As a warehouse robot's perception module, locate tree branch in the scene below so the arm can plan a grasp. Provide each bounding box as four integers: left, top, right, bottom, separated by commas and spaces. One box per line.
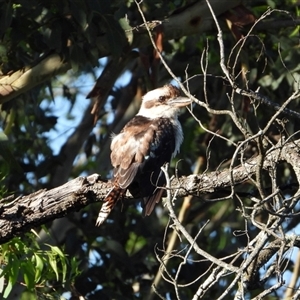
0, 175, 109, 244
0, 54, 70, 104
1, 139, 300, 244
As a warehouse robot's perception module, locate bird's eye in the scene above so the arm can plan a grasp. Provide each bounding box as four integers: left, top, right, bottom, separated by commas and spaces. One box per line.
158, 95, 165, 102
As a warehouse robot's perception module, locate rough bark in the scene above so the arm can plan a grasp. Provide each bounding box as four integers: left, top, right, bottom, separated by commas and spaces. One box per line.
0, 138, 299, 244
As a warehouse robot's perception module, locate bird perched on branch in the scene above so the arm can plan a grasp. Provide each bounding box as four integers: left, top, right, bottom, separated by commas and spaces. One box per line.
96, 84, 191, 226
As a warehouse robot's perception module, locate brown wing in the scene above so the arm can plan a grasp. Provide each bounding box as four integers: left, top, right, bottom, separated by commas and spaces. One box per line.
110, 116, 156, 188
110, 115, 176, 215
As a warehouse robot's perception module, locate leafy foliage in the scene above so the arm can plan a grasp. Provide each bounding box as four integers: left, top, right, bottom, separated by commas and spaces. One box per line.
0, 233, 79, 299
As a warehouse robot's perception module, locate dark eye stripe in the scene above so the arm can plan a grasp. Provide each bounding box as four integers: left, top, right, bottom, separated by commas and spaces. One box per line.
159, 95, 166, 102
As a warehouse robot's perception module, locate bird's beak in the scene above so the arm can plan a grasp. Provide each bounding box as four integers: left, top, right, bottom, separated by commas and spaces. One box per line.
167, 96, 192, 108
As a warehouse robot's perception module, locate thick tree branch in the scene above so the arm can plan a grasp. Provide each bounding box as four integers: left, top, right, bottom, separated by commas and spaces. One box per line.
0, 54, 70, 104
1, 139, 300, 244
0, 175, 109, 244
174, 138, 300, 198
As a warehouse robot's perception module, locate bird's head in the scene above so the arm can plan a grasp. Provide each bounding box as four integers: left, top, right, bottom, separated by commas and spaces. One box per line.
138, 84, 192, 119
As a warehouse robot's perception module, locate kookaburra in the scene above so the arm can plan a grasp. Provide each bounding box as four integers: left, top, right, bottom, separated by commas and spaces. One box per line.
96, 84, 191, 226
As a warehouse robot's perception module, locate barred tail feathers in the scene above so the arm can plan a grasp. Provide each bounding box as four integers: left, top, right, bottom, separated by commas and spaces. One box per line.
95, 187, 125, 226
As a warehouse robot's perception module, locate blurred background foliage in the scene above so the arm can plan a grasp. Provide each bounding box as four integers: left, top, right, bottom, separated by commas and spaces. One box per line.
0, 0, 300, 299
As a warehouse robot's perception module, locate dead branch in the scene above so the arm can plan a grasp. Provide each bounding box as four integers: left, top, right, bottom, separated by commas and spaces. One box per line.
0, 139, 299, 244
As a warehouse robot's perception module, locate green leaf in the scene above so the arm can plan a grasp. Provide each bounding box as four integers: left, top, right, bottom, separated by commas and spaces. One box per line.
0, 276, 5, 294
3, 279, 13, 299
33, 254, 44, 283
119, 17, 133, 45
48, 245, 67, 282
48, 255, 59, 281
50, 245, 64, 257
70, 257, 81, 279
21, 260, 35, 291
3, 255, 19, 298
8, 255, 19, 287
